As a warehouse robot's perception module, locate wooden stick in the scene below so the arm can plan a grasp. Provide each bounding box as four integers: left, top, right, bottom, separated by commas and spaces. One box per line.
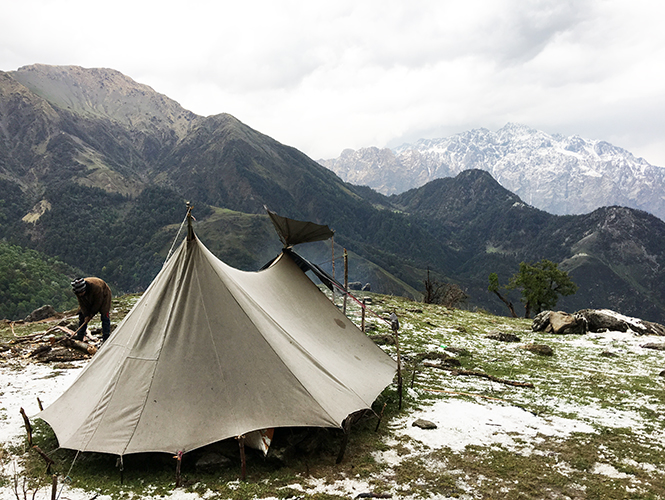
37, 397, 44, 411
343, 249, 348, 315
174, 451, 183, 487
237, 436, 247, 481
336, 417, 352, 464
361, 299, 366, 332
20, 407, 32, 446
394, 331, 403, 410
32, 446, 55, 473
423, 362, 534, 388
421, 387, 510, 402
374, 402, 387, 432
51, 474, 57, 500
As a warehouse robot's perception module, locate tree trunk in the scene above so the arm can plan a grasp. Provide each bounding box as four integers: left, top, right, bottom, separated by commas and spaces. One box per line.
492, 291, 517, 318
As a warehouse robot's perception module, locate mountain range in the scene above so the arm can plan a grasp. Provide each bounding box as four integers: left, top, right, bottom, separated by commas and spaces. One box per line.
1, 64, 665, 324
320, 124, 665, 221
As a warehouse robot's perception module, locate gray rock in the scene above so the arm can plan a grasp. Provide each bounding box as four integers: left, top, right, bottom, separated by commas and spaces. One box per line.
641, 343, 665, 351
532, 311, 552, 332
24, 305, 57, 322
487, 331, 521, 342
348, 281, 363, 291
523, 344, 554, 356
576, 309, 629, 332
548, 311, 587, 335
412, 419, 437, 429
362, 283, 371, 291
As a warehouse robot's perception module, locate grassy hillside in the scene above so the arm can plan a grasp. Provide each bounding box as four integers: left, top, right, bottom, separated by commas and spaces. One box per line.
2, 291, 664, 499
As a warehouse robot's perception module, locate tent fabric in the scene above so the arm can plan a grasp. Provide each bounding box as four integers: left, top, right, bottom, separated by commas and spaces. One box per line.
38, 234, 396, 456
266, 208, 335, 247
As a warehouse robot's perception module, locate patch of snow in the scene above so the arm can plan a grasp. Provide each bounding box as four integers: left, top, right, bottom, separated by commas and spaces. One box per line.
0, 361, 85, 443
592, 462, 632, 479
390, 399, 594, 453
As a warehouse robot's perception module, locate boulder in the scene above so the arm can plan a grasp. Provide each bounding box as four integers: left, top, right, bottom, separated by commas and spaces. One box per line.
362, 283, 371, 291
348, 281, 363, 291
576, 309, 629, 332
24, 305, 57, 323
577, 309, 665, 336
532, 311, 552, 332
548, 311, 587, 335
412, 419, 437, 430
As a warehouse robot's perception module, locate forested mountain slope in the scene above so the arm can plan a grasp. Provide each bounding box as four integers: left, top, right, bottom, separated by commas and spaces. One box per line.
2, 64, 665, 323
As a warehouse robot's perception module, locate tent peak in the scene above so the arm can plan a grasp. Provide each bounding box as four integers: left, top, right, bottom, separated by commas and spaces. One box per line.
265, 207, 334, 248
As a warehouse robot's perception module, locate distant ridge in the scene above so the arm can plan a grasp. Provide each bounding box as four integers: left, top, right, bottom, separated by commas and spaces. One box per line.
320, 123, 665, 221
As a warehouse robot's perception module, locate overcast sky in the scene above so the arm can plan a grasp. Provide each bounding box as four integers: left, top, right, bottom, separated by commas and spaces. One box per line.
2, 0, 665, 166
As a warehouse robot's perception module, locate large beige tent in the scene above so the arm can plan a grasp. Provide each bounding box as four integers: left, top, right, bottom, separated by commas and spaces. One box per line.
38, 218, 396, 457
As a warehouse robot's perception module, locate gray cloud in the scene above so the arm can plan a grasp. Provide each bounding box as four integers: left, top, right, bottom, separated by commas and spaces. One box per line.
1, 0, 664, 166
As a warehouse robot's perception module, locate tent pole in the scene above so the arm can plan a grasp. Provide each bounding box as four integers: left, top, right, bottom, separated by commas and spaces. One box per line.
343, 249, 348, 314
186, 203, 194, 241
237, 435, 247, 481
361, 298, 366, 332
174, 451, 183, 487
336, 417, 352, 464
331, 236, 335, 305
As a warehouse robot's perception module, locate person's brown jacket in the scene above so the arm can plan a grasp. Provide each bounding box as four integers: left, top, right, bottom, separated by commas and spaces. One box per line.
76, 277, 112, 322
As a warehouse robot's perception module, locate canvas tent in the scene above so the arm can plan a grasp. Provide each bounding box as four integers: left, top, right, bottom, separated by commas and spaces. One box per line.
38, 214, 396, 457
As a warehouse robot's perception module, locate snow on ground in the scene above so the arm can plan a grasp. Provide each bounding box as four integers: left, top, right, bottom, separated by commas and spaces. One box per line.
1, 319, 663, 499
389, 398, 594, 454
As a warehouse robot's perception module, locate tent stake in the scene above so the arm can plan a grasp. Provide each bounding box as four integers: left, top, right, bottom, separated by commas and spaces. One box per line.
374, 402, 387, 432
336, 417, 352, 464
237, 436, 247, 481
174, 451, 183, 487
50, 474, 57, 500
19, 407, 33, 446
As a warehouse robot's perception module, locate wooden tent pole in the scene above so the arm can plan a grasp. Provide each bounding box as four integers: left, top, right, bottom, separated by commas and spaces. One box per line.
174, 451, 183, 487
361, 298, 366, 332
331, 236, 335, 305
343, 249, 348, 314
20, 407, 33, 446
336, 417, 352, 464
237, 435, 247, 481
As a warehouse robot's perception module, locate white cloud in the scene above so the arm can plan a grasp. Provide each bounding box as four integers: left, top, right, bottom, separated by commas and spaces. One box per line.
1, 0, 665, 165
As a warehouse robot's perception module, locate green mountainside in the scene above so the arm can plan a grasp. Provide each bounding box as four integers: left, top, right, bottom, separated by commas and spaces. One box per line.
1, 64, 665, 323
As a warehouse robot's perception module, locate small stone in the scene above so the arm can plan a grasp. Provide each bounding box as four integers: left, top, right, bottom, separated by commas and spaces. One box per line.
412, 419, 437, 430
486, 331, 521, 342
523, 343, 554, 356
641, 343, 665, 351
659, 369, 665, 377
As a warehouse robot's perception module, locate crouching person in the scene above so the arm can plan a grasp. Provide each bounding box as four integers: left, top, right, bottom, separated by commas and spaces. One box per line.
71, 277, 112, 342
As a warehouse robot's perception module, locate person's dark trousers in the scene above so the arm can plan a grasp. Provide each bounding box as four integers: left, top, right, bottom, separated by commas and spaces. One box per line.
101, 312, 111, 342
74, 312, 87, 340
